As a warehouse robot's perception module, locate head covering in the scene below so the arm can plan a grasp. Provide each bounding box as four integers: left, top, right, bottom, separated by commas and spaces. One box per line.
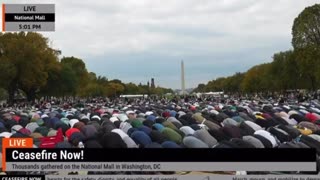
26, 122, 39, 133
18, 128, 31, 136
182, 136, 209, 148
69, 119, 79, 128
189, 124, 201, 131
110, 117, 119, 123
143, 120, 155, 128
31, 113, 40, 121
81, 125, 97, 140
60, 118, 70, 126
305, 113, 319, 123
65, 128, 80, 140
47, 129, 58, 137
69, 132, 85, 146
167, 117, 182, 126
297, 127, 313, 135
289, 114, 308, 123
11, 132, 29, 138
122, 136, 139, 148
91, 115, 101, 121
232, 116, 245, 123
127, 128, 138, 137
268, 127, 291, 143
162, 111, 170, 118
242, 135, 265, 148
153, 123, 165, 132
239, 121, 256, 136
126, 110, 135, 116
309, 134, 320, 143
36, 119, 44, 126
254, 130, 278, 147
11, 125, 23, 134
208, 129, 230, 142
222, 118, 239, 127
34, 127, 49, 137
131, 119, 143, 128
149, 130, 167, 144
162, 121, 178, 131
48, 117, 60, 129
155, 118, 166, 124
100, 122, 116, 134
161, 128, 182, 144
111, 129, 128, 139
120, 122, 132, 134
138, 126, 152, 135
145, 111, 153, 116
253, 134, 273, 148
87, 121, 101, 131
203, 121, 221, 131
193, 129, 218, 147
54, 121, 70, 135
298, 121, 320, 133
41, 114, 49, 119
30, 132, 43, 139
244, 121, 263, 131
130, 131, 152, 147
73, 122, 85, 130
254, 117, 277, 128
179, 126, 195, 136
117, 114, 129, 122
277, 124, 301, 139
169, 110, 177, 117
0, 132, 12, 138
100, 132, 127, 148
192, 113, 205, 124
221, 125, 242, 139
146, 115, 156, 122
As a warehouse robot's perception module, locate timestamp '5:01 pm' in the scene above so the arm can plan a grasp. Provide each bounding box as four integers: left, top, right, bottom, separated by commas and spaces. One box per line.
19, 24, 42, 30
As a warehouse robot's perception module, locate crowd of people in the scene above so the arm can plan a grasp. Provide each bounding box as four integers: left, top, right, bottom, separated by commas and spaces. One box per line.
0, 95, 320, 175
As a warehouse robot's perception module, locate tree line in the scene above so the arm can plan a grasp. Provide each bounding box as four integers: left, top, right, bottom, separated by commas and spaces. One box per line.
194, 4, 320, 95
0, 32, 173, 104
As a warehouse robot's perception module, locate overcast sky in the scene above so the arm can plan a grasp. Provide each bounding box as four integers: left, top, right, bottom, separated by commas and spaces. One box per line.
1, 0, 319, 89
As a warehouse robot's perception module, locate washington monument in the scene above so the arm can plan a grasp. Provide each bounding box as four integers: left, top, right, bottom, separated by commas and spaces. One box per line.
181, 60, 186, 95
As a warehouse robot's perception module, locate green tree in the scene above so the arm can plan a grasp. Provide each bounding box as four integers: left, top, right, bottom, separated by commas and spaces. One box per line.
294, 45, 320, 90
108, 82, 125, 97
61, 56, 89, 96
194, 83, 206, 92
292, 4, 320, 49
124, 83, 140, 94
241, 63, 272, 93
0, 32, 59, 103
270, 51, 299, 91
59, 64, 78, 96
223, 72, 245, 93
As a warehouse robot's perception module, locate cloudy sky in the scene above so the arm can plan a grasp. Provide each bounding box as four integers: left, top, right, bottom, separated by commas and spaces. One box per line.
1, 0, 319, 89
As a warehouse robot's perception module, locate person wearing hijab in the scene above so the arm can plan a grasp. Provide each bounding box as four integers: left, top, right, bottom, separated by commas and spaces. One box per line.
99, 132, 127, 148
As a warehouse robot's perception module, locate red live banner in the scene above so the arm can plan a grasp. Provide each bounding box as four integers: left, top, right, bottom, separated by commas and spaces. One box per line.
2, 138, 33, 171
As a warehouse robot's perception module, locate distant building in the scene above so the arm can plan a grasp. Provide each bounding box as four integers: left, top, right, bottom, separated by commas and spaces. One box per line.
151, 78, 155, 89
